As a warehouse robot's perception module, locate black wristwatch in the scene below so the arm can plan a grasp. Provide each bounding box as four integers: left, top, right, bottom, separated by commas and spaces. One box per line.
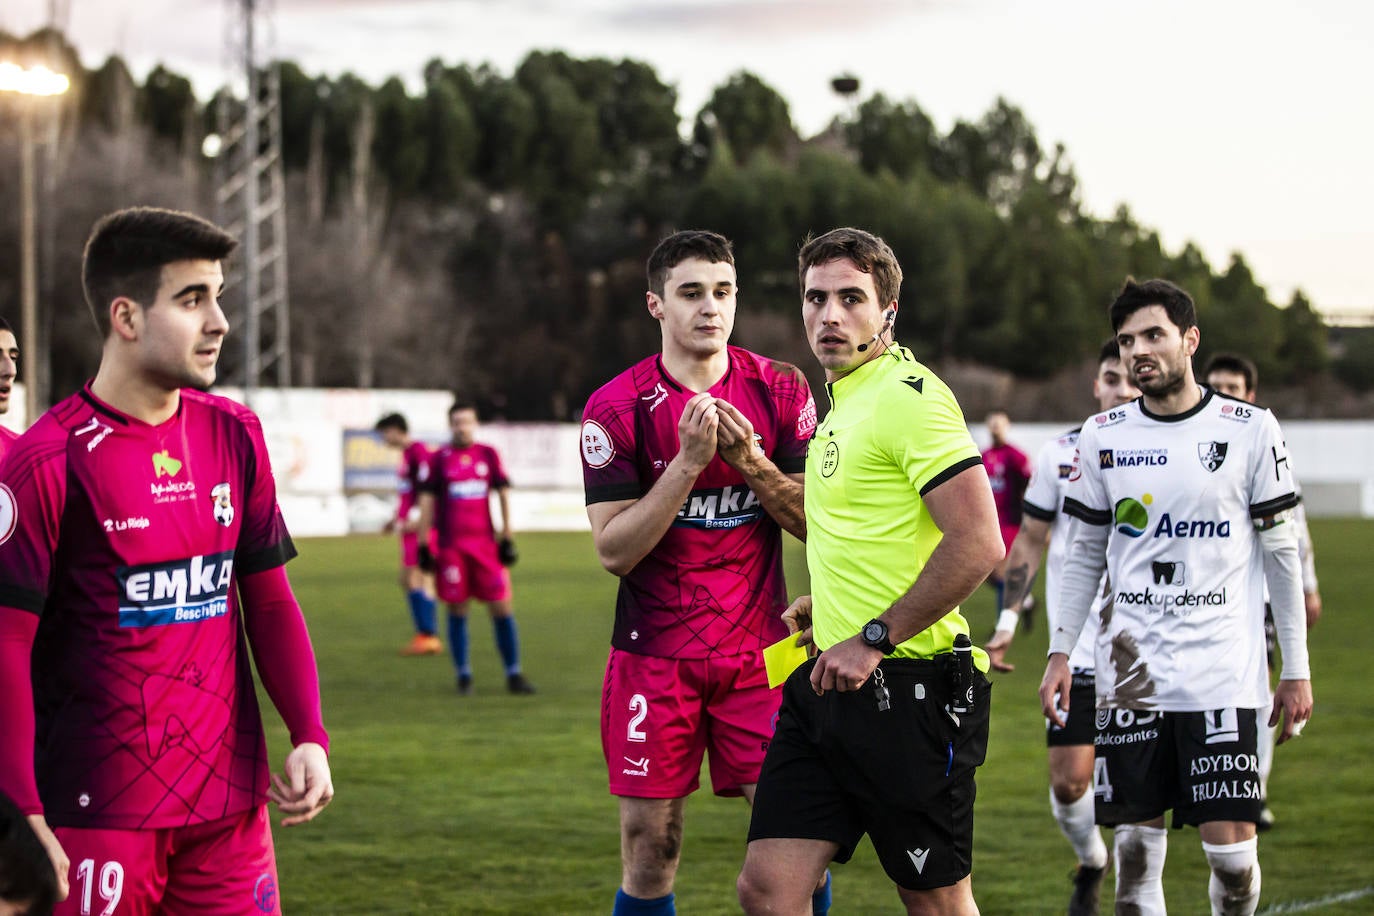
860, 618, 896, 655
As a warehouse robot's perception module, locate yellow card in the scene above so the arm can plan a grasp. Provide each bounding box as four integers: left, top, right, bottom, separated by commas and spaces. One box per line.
763, 634, 809, 689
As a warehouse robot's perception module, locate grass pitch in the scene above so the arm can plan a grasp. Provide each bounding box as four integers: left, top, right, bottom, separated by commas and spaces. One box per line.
268, 521, 1374, 913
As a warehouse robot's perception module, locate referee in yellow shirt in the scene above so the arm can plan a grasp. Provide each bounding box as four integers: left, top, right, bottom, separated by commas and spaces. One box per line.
738, 228, 1003, 916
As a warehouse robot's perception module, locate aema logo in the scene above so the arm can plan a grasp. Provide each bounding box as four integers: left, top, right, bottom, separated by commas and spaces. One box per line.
152, 450, 183, 478
1114, 494, 1153, 538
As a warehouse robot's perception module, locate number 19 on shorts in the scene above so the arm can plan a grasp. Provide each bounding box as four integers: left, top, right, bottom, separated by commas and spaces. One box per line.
77, 858, 125, 915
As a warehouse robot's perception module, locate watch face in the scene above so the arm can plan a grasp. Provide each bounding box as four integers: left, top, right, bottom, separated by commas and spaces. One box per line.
864, 621, 885, 642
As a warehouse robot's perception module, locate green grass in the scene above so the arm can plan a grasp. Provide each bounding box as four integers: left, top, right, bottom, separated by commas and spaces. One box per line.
268, 521, 1374, 914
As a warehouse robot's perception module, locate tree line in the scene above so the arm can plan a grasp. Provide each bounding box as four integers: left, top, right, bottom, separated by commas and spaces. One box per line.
0, 27, 1365, 421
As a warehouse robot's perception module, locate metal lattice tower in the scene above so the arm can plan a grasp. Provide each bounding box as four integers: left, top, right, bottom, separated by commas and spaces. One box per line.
215, 0, 291, 400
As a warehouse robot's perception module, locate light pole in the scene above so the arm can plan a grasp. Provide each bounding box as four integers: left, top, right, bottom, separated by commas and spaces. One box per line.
0, 62, 70, 425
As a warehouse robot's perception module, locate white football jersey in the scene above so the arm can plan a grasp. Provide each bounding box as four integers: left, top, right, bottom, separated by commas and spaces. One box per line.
1023, 427, 1107, 672
1062, 390, 1298, 711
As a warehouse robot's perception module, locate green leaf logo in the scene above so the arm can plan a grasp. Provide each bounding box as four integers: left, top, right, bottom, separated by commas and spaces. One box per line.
152, 450, 183, 478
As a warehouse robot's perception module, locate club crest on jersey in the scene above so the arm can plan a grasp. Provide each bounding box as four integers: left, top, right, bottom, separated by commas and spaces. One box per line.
117, 550, 235, 627
210, 482, 234, 527
1197, 441, 1228, 472
581, 419, 614, 469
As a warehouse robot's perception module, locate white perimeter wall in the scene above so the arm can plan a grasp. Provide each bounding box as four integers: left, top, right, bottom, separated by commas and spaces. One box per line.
169, 389, 1374, 535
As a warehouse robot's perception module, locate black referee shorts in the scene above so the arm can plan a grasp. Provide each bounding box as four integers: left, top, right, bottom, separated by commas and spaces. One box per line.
748, 656, 992, 890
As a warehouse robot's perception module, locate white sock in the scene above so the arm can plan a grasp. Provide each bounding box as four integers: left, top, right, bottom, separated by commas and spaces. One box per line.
1203, 837, 1261, 916
1115, 824, 1168, 915
1050, 786, 1108, 868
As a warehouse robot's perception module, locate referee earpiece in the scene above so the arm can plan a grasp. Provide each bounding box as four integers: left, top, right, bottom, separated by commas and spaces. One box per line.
857, 308, 897, 353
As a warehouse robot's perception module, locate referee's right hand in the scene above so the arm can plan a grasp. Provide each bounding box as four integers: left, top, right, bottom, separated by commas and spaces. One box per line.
1039, 653, 1072, 728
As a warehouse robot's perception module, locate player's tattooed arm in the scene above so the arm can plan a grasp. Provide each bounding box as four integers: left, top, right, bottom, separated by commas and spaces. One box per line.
1002, 563, 1031, 612
987, 515, 1051, 671
987, 556, 1031, 672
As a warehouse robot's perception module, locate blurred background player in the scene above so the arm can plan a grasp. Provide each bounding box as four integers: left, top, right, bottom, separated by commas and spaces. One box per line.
1204, 352, 1322, 831
0, 207, 332, 911
982, 409, 1034, 626
987, 339, 1139, 915
581, 230, 813, 916
0, 790, 57, 916
418, 400, 533, 695
374, 413, 441, 656
0, 317, 21, 458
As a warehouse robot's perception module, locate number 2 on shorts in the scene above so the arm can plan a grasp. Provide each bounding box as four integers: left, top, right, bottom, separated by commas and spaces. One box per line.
627, 693, 649, 743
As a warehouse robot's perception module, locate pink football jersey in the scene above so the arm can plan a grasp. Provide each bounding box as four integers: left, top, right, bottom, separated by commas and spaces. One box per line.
0, 386, 296, 829
581, 346, 815, 659
424, 442, 509, 543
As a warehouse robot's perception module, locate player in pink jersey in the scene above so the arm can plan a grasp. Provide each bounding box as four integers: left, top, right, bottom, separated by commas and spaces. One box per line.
0, 208, 332, 912
581, 230, 816, 916
417, 400, 533, 695
982, 409, 1034, 624
0, 317, 22, 460
375, 412, 441, 656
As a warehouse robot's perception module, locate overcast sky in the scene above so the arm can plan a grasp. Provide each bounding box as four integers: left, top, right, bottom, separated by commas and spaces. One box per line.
4, 0, 1371, 316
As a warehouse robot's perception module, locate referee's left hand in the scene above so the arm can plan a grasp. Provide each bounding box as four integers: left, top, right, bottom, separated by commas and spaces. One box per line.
811, 634, 881, 696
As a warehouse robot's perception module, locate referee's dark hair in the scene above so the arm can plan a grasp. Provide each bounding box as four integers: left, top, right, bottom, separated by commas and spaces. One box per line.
798, 228, 903, 310
1109, 277, 1196, 333
0, 316, 13, 336
1203, 352, 1259, 396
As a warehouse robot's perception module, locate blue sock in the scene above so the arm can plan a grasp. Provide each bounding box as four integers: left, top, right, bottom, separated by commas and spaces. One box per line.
612, 889, 675, 915
407, 590, 436, 635
812, 870, 832, 915
447, 615, 470, 676
493, 615, 520, 674
994, 579, 1006, 611
417, 592, 437, 634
